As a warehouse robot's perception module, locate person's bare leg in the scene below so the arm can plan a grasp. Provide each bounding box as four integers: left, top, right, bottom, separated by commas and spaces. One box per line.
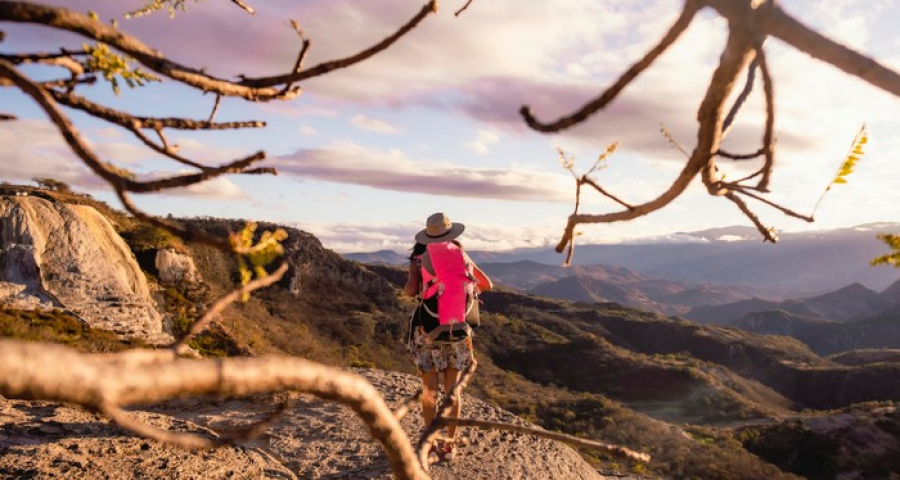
421, 370, 439, 428
442, 367, 462, 440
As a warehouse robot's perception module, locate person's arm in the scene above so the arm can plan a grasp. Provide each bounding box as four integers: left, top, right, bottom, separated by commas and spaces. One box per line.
463, 251, 492, 292
472, 263, 492, 292
403, 259, 421, 297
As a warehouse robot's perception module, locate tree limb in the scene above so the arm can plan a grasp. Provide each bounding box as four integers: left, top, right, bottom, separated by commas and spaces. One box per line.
0, 340, 429, 480
172, 262, 289, 353
240, 1, 438, 88
520, 0, 700, 132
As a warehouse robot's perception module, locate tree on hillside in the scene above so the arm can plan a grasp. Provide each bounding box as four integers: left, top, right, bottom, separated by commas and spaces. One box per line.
2, 0, 900, 477
0, 1, 647, 479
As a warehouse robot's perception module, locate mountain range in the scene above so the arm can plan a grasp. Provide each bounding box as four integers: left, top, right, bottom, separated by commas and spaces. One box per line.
346, 223, 900, 300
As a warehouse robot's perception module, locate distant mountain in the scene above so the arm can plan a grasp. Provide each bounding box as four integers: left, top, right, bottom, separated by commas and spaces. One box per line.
731, 306, 900, 356
479, 261, 762, 315
344, 249, 409, 265
688, 281, 900, 325
801, 282, 896, 320
344, 223, 900, 299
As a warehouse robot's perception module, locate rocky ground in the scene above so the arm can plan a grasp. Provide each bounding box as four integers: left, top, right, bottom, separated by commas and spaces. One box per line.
1, 369, 644, 479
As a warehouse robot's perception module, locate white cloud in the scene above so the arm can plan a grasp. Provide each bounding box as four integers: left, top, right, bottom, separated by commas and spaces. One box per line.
298, 218, 570, 253
0, 119, 105, 189
272, 141, 571, 202
350, 114, 401, 134
462, 129, 500, 155
298, 125, 320, 136
167, 177, 248, 201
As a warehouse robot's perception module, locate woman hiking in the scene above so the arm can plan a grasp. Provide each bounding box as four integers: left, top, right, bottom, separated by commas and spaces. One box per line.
403, 212, 492, 462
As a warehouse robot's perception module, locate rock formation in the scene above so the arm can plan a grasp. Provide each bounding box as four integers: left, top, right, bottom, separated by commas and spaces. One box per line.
0, 196, 171, 344
155, 248, 201, 287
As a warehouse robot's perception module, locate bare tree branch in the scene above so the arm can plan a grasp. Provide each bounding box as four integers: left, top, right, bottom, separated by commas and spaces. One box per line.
721, 58, 757, 137
723, 191, 777, 242
753, 44, 776, 192
455, 0, 476, 17
240, 1, 438, 88
446, 418, 650, 463
580, 177, 633, 210
0, 340, 429, 480
728, 185, 814, 222
520, 0, 700, 132
715, 147, 765, 160
47, 88, 266, 131
393, 389, 423, 421
0, 112, 16, 120
0, 1, 437, 101
172, 262, 289, 352
207, 94, 222, 123
229, 0, 255, 15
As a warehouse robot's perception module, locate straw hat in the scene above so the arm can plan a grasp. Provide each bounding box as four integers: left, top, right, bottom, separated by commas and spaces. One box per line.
414, 212, 465, 244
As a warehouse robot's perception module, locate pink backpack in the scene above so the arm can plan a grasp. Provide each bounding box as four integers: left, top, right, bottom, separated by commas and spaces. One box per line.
419, 242, 477, 341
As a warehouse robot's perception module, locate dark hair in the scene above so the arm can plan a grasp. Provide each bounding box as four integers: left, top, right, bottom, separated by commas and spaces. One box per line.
409, 242, 427, 260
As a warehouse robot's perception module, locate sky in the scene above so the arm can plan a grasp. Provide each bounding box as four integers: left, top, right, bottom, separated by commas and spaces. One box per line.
2, 0, 900, 254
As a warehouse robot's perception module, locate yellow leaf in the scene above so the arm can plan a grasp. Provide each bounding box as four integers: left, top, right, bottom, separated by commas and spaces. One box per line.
832, 177, 848, 184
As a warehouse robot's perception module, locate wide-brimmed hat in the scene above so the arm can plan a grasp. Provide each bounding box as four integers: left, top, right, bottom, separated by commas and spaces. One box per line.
415, 212, 465, 244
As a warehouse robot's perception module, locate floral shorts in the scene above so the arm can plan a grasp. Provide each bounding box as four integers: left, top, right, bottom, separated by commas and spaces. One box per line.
411, 327, 474, 373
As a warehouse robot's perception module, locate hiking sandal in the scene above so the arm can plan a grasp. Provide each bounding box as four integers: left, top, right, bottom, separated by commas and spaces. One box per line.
427, 442, 442, 465
441, 441, 457, 462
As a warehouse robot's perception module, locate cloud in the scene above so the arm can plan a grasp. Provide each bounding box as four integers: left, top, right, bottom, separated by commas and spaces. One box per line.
298, 126, 320, 136
272, 141, 571, 202
350, 115, 401, 134
165, 176, 248, 201
298, 218, 569, 253
462, 129, 500, 155
0, 119, 106, 190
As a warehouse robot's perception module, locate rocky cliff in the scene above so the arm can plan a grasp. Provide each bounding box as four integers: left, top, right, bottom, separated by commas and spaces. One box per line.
0, 195, 170, 344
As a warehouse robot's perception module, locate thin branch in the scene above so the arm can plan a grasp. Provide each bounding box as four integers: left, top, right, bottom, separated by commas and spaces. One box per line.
229, 0, 255, 15
207, 94, 222, 123
220, 398, 296, 443
393, 389, 423, 421
455, 0, 476, 17
446, 418, 650, 463
0, 113, 16, 120
172, 262, 289, 352
580, 177, 633, 210
0, 341, 428, 480
753, 44, 775, 192
240, 1, 438, 87
129, 126, 205, 169
113, 188, 234, 252
721, 58, 757, 137
127, 151, 267, 193
0, 51, 85, 76
520, 0, 700, 132
278, 20, 312, 97
723, 191, 778, 242
715, 147, 765, 160
728, 185, 814, 222
48, 88, 266, 131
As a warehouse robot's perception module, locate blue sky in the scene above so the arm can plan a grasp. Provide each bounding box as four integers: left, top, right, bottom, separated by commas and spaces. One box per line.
2, 0, 899, 253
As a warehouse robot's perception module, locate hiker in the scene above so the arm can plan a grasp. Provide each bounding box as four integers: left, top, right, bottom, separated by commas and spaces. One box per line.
403, 212, 492, 462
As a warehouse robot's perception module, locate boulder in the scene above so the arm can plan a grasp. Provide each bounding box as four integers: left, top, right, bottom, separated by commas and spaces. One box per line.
0, 196, 171, 344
